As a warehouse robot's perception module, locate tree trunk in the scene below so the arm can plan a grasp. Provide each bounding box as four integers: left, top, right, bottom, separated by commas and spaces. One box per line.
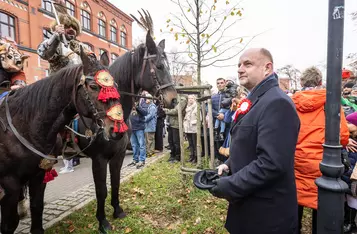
195, 0, 202, 166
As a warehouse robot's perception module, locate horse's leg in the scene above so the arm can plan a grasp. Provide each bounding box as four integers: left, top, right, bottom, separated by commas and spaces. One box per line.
18, 185, 28, 219
92, 156, 111, 233
1, 179, 21, 234
28, 171, 46, 234
109, 150, 126, 219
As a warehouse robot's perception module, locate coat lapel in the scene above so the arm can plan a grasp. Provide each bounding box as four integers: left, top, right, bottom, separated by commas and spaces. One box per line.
231, 77, 279, 129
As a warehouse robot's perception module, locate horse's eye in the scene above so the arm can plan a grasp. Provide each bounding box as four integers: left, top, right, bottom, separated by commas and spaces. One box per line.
156, 64, 164, 70
89, 84, 99, 91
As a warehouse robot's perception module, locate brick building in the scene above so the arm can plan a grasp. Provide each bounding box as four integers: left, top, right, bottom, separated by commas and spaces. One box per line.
0, 0, 133, 84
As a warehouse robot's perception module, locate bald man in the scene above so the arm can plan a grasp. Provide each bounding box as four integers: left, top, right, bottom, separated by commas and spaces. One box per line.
209, 48, 300, 233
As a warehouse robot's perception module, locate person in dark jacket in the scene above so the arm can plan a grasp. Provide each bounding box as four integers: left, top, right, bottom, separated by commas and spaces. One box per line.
210, 48, 300, 234
155, 100, 166, 152
127, 102, 148, 169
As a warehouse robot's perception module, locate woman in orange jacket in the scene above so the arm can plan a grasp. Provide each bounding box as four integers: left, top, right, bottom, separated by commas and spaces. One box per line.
292, 67, 350, 234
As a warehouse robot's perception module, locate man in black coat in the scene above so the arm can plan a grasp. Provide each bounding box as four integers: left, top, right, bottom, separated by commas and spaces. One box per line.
210, 48, 300, 234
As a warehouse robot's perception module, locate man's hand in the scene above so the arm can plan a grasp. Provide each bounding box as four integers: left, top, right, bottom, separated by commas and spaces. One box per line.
217, 113, 224, 120
55, 24, 65, 35
347, 138, 357, 153
217, 164, 229, 176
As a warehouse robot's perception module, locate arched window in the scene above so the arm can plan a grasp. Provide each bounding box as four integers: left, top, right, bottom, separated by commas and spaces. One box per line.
0, 12, 16, 40
98, 12, 107, 38
65, 0, 75, 17
120, 25, 127, 47
111, 53, 118, 62
98, 19, 106, 37
81, 10, 91, 30
110, 19, 117, 43
110, 26, 117, 42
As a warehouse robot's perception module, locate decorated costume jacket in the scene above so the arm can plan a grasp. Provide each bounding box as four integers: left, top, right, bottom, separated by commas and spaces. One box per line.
37, 34, 91, 74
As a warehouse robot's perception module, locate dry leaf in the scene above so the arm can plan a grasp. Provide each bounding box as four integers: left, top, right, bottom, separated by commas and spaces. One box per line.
68, 225, 75, 233
125, 227, 132, 233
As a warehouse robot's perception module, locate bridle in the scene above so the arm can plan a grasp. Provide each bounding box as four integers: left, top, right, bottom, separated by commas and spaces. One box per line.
3, 72, 108, 161
120, 46, 174, 108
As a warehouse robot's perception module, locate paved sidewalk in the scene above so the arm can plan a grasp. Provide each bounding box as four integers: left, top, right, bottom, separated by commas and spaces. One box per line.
15, 152, 166, 234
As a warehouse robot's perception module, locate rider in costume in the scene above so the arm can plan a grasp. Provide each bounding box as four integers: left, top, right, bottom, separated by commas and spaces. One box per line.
0, 37, 29, 92
37, 10, 94, 172
37, 12, 94, 74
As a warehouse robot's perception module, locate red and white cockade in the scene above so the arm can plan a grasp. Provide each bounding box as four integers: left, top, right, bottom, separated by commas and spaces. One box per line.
233, 98, 252, 122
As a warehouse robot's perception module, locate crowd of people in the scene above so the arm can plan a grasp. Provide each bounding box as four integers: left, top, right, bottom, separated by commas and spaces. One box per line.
188, 48, 357, 234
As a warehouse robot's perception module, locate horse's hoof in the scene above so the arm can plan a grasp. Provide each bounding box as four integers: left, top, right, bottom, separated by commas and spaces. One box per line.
99, 220, 112, 234
113, 210, 127, 219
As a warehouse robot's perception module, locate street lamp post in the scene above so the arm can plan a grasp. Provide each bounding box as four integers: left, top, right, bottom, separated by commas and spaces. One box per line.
315, 0, 347, 233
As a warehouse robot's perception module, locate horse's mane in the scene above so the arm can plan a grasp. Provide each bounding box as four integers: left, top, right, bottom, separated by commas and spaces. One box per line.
109, 44, 145, 90
8, 65, 83, 123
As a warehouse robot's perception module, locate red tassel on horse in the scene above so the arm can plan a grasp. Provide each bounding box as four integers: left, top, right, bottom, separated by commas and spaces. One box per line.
43, 169, 58, 184
119, 120, 128, 133
113, 120, 119, 133
98, 87, 120, 102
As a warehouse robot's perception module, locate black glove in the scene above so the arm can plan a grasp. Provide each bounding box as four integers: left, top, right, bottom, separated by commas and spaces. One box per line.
209, 179, 231, 201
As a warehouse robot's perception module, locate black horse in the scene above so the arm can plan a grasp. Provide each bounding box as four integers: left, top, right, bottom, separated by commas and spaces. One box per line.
0, 49, 124, 234
71, 31, 177, 233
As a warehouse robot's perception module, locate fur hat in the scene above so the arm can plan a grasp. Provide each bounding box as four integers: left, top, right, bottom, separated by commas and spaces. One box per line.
50, 13, 81, 35
300, 66, 322, 88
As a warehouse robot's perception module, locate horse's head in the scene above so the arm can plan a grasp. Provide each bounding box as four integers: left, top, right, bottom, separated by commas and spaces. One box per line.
74, 48, 127, 140
135, 31, 177, 107
0, 38, 29, 73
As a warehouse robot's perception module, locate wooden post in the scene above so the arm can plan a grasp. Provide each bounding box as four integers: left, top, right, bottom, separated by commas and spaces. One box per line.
201, 95, 208, 163
196, 96, 202, 168
207, 89, 215, 169
177, 93, 185, 166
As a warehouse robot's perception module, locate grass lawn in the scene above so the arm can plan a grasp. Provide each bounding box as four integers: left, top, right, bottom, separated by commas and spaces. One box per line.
46, 154, 313, 234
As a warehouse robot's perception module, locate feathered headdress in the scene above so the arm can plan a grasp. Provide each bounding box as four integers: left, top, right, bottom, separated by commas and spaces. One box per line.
130, 9, 154, 37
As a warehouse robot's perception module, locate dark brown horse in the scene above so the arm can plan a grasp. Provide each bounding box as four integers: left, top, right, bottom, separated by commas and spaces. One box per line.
0, 49, 124, 234
72, 31, 177, 233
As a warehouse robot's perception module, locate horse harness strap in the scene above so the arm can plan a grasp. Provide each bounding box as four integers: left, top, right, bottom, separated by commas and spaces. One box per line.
4, 93, 58, 161
127, 47, 174, 108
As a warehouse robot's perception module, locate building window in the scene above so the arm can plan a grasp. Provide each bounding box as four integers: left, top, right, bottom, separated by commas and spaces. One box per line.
120, 31, 126, 47
0, 13, 15, 40
81, 10, 91, 30
65, 1, 75, 17
110, 26, 117, 42
43, 28, 52, 39
98, 19, 106, 37
111, 53, 118, 62
41, 0, 53, 12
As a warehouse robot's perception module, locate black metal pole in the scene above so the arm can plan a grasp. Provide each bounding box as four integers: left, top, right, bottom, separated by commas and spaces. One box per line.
315, 0, 347, 233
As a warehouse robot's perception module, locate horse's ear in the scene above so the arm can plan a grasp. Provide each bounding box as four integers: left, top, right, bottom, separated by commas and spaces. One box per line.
100, 52, 110, 67
158, 39, 165, 50
145, 30, 157, 54
80, 45, 91, 75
